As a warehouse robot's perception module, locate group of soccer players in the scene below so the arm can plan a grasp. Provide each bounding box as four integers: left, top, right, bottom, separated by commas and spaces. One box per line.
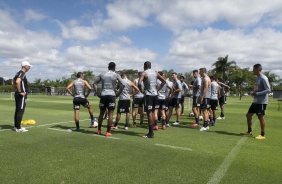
13, 60, 270, 140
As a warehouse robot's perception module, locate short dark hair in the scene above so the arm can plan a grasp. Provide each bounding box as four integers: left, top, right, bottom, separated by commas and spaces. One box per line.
193, 70, 198, 73
108, 62, 116, 70
199, 68, 207, 73
171, 72, 177, 75
158, 71, 163, 76
121, 73, 126, 78
144, 61, 151, 69
180, 75, 185, 79
253, 64, 262, 71
77, 72, 83, 78
210, 76, 215, 81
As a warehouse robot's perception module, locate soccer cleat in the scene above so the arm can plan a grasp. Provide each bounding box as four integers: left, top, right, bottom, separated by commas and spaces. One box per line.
180, 113, 184, 116
210, 121, 215, 126
74, 128, 80, 132
105, 132, 112, 137
97, 130, 102, 135
199, 116, 203, 120
124, 127, 128, 130
166, 123, 170, 128
162, 125, 166, 130
132, 123, 137, 128
255, 135, 266, 140
191, 123, 199, 127
112, 126, 118, 129
141, 134, 154, 138
240, 132, 253, 136
172, 122, 180, 125
217, 117, 222, 120
199, 126, 209, 131
13, 127, 28, 132
153, 125, 158, 130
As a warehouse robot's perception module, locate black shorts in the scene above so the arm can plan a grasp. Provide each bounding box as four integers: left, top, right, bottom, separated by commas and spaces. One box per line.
210, 99, 218, 110
180, 96, 185, 104
132, 97, 144, 108
99, 95, 116, 111
192, 96, 201, 107
219, 96, 225, 105
170, 98, 180, 108
165, 97, 172, 111
144, 95, 158, 112
117, 100, 131, 113
248, 103, 267, 116
201, 98, 210, 109
73, 97, 89, 110
155, 99, 166, 110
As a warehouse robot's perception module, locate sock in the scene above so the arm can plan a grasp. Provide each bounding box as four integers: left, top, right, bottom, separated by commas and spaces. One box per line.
196, 117, 199, 124
158, 116, 161, 121
203, 121, 208, 127
125, 122, 129, 127
140, 121, 143, 125
107, 126, 111, 132
248, 127, 252, 133
149, 125, 154, 135
114, 122, 118, 127
98, 124, 102, 130
154, 120, 157, 126
209, 115, 212, 121
220, 112, 224, 117
90, 115, 94, 120
261, 131, 265, 136
162, 119, 166, 125
222, 113, 224, 117
213, 118, 216, 123
75, 121, 79, 129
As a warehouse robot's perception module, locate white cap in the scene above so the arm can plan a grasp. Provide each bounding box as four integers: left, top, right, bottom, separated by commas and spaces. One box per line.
21, 61, 32, 67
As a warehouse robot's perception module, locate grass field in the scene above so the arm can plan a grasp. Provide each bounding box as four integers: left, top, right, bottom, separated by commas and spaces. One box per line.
0, 95, 281, 184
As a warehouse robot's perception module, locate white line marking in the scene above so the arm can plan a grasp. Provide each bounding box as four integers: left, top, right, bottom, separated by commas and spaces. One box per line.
47, 128, 69, 132
207, 137, 248, 184
155, 144, 192, 151
37, 119, 89, 127
0, 126, 34, 132
93, 134, 121, 139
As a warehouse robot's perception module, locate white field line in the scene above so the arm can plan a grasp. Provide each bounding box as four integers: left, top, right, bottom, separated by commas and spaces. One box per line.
207, 122, 258, 184
47, 128, 69, 132
155, 143, 193, 151
0, 126, 35, 132
37, 119, 89, 127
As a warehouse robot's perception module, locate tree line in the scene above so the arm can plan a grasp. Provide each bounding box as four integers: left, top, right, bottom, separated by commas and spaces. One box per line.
1, 55, 282, 98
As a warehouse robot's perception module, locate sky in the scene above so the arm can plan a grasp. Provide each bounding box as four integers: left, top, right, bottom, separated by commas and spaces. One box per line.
1, 0, 282, 82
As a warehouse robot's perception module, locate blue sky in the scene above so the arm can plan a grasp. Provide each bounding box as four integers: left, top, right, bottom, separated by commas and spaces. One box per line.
1, 0, 282, 81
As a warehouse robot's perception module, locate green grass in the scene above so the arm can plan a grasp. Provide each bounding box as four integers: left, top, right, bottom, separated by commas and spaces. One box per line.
0, 95, 281, 184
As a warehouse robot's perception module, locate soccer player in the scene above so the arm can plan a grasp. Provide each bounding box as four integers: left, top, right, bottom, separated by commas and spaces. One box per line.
93, 62, 125, 137
66, 72, 96, 131
216, 78, 230, 120
241, 64, 270, 139
198, 68, 211, 131
209, 76, 220, 126
132, 72, 145, 127
113, 73, 139, 129
180, 75, 189, 115
189, 70, 202, 127
164, 76, 173, 127
138, 61, 166, 138
12, 61, 32, 132
154, 72, 172, 130
166, 72, 182, 125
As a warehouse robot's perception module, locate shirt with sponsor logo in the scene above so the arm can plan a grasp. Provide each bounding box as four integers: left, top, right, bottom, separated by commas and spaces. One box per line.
253, 74, 271, 104
13, 70, 28, 93
143, 69, 158, 96
74, 78, 86, 98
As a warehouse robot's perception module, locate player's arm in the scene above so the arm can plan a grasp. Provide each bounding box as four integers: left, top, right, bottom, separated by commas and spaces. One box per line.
201, 78, 208, 99
93, 75, 101, 97
15, 77, 26, 97
66, 81, 74, 97
167, 83, 173, 98
218, 81, 230, 89
184, 83, 189, 95
138, 72, 145, 93
218, 85, 222, 98
116, 75, 125, 97
84, 80, 92, 98
254, 78, 271, 96
130, 82, 139, 96
156, 72, 166, 92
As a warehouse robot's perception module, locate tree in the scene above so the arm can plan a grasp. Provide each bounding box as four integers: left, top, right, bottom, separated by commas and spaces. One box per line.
229, 67, 254, 100
263, 71, 281, 91
211, 55, 237, 83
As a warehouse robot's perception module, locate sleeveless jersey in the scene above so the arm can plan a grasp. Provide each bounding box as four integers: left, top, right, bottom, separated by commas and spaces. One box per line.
211, 81, 219, 100
165, 80, 173, 97
143, 69, 158, 96
74, 78, 85, 98
181, 81, 188, 96
172, 79, 182, 99
193, 77, 201, 97
119, 78, 131, 100
157, 80, 166, 100
134, 78, 144, 98
95, 71, 123, 96
201, 76, 211, 98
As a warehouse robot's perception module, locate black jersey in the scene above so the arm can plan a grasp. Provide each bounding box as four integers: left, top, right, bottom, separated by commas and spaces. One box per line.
13, 70, 28, 93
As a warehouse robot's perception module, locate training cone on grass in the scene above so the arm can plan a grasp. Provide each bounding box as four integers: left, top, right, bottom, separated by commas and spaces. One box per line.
21, 120, 36, 125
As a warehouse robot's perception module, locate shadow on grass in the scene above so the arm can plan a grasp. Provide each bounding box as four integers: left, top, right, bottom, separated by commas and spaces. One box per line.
210, 130, 242, 137
0, 125, 14, 130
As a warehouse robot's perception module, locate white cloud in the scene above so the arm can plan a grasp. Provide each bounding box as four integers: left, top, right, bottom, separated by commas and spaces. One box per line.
167, 27, 282, 74
24, 9, 47, 23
